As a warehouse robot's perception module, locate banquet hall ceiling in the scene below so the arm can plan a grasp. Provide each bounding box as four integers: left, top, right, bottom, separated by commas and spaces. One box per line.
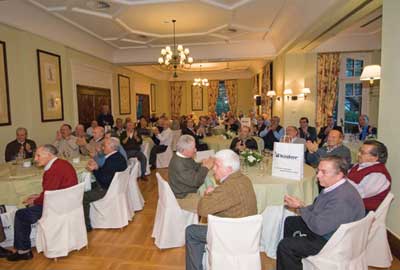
0, 0, 382, 66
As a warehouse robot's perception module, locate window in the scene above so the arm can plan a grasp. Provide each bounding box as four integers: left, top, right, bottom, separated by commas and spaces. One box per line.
335, 53, 371, 134
215, 81, 230, 116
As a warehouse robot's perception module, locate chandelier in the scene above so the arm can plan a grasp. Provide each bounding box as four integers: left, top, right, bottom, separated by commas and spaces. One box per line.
158, 19, 193, 78
193, 65, 209, 87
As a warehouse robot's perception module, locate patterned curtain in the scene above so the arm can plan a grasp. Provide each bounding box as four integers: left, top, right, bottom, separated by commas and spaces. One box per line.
261, 63, 272, 115
207, 80, 219, 113
316, 53, 341, 128
169, 81, 184, 118
224, 79, 238, 115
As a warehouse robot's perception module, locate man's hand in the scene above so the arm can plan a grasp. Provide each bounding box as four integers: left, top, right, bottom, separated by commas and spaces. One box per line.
86, 159, 99, 171
204, 186, 215, 195
306, 141, 318, 153
284, 195, 305, 209
23, 194, 40, 206
25, 143, 32, 153
202, 157, 214, 170
153, 127, 160, 135
55, 130, 62, 141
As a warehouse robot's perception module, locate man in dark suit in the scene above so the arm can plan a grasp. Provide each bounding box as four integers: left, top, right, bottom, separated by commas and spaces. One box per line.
230, 126, 258, 154
97, 104, 114, 128
298, 117, 317, 142
83, 137, 127, 231
318, 116, 343, 147
182, 119, 209, 151
5, 127, 37, 162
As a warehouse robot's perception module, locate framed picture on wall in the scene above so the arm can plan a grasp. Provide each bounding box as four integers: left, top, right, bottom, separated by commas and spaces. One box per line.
150, 83, 156, 112
0, 40, 11, 126
118, 74, 131, 115
37, 49, 64, 122
191, 85, 203, 111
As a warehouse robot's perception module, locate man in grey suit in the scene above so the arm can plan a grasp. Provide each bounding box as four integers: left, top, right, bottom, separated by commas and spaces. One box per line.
168, 135, 214, 211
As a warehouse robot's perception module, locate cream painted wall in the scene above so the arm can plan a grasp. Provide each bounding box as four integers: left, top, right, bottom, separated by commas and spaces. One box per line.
0, 23, 163, 162
379, 0, 400, 238
273, 53, 317, 127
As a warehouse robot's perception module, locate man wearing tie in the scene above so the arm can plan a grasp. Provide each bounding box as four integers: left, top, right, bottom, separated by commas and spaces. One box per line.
5, 127, 37, 162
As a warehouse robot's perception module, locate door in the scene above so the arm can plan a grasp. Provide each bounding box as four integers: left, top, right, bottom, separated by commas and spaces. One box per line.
77, 85, 111, 129
136, 94, 150, 120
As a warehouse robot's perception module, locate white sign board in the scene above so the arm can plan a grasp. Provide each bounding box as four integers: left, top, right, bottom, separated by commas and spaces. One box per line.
272, 142, 304, 180
240, 117, 251, 127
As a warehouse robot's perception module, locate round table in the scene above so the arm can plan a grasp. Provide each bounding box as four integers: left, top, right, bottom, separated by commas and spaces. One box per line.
201, 135, 265, 153
0, 157, 89, 208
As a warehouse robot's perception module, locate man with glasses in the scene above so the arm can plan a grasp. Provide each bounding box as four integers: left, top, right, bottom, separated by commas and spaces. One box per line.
347, 140, 391, 212
276, 156, 365, 270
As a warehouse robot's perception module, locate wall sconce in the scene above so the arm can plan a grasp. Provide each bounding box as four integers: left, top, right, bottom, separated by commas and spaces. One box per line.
301, 88, 311, 99
360, 65, 381, 87
267, 90, 280, 101
283, 89, 292, 100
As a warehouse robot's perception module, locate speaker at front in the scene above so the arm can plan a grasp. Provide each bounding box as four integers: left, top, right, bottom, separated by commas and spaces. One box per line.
255, 96, 262, 106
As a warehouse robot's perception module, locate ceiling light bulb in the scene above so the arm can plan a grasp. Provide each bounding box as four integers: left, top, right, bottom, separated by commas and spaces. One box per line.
184, 48, 190, 55
158, 57, 164, 64
161, 49, 166, 55
188, 57, 193, 64
166, 46, 171, 53
177, 45, 183, 52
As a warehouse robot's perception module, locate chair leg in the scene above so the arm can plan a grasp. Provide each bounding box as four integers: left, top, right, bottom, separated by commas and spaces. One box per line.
54, 257, 58, 262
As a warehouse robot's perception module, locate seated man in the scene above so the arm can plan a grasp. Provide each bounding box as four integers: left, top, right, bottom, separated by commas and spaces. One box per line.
230, 126, 258, 154
7, 145, 78, 261
86, 120, 98, 138
53, 124, 80, 158
73, 124, 90, 142
348, 140, 391, 212
137, 116, 151, 136
282, 126, 306, 146
93, 131, 127, 167
306, 129, 351, 169
168, 135, 213, 205
185, 149, 257, 270
182, 119, 208, 151
352, 114, 377, 140
298, 117, 317, 142
5, 127, 37, 162
149, 117, 172, 169
317, 116, 342, 147
83, 137, 127, 231
120, 122, 147, 181
276, 156, 365, 270
97, 104, 114, 128
113, 118, 125, 137
77, 126, 105, 156
259, 116, 284, 150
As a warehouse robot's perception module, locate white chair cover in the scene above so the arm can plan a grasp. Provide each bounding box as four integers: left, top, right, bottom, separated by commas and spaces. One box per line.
366, 192, 394, 268
206, 214, 263, 270
36, 183, 87, 258
195, 150, 215, 163
302, 212, 375, 270
140, 141, 151, 176
89, 169, 131, 229
156, 145, 173, 168
171, 129, 182, 152
260, 205, 295, 259
152, 173, 198, 249
127, 159, 145, 213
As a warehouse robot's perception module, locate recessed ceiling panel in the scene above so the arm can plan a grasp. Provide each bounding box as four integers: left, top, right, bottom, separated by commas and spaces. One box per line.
233, 0, 283, 29
150, 35, 225, 46
118, 2, 230, 35
56, 10, 127, 38
33, 0, 68, 8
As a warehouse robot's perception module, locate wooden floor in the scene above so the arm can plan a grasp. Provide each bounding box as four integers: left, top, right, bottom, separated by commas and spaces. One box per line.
0, 169, 399, 270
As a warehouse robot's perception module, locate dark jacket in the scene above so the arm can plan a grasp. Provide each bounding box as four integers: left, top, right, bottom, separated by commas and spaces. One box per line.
299, 126, 317, 142
230, 137, 258, 154
5, 139, 37, 162
93, 152, 127, 189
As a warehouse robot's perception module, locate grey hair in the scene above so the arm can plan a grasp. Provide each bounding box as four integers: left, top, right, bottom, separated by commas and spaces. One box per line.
41, 144, 58, 156
360, 114, 369, 123
176, 135, 195, 153
215, 149, 240, 173
108, 137, 120, 151
16, 127, 28, 135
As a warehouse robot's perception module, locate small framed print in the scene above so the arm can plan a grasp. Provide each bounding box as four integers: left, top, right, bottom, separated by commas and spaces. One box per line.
150, 83, 156, 112
118, 74, 131, 115
191, 85, 203, 111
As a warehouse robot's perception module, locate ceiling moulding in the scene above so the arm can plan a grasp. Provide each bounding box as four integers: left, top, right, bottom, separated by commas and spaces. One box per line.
286, 0, 382, 54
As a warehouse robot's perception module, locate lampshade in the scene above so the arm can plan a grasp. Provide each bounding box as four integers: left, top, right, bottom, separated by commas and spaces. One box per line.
283, 89, 293, 95
360, 65, 381, 82
302, 88, 311, 94
267, 90, 276, 97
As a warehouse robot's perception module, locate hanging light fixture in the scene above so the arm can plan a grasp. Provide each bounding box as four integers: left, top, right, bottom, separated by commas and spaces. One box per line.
193, 65, 209, 87
158, 19, 193, 78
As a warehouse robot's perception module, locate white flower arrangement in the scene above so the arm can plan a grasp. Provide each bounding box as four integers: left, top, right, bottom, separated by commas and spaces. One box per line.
241, 149, 263, 166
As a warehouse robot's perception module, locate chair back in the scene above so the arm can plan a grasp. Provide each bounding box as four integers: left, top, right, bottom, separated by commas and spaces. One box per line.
127, 161, 145, 212
155, 173, 181, 210
106, 169, 130, 198
195, 150, 215, 162
42, 182, 85, 217
206, 214, 262, 270
373, 192, 394, 227
316, 211, 374, 261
